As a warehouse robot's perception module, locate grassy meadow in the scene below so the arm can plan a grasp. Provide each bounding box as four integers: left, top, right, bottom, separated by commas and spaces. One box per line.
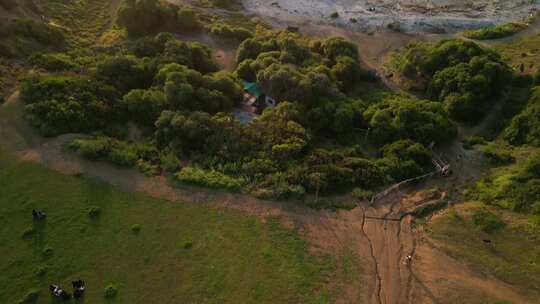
426, 203, 540, 299
0, 149, 344, 304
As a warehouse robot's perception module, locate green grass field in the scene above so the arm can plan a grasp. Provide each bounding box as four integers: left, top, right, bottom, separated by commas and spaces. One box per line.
426, 203, 540, 298
0, 149, 344, 304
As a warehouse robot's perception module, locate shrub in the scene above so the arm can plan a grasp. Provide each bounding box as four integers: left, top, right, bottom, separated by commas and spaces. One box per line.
480, 146, 515, 166
175, 167, 243, 191
29, 53, 77, 72
464, 23, 528, 40
131, 224, 141, 233
68, 137, 111, 159
88, 206, 101, 218
177, 7, 203, 32
104, 284, 118, 298
20, 74, 120, 136
210, 23, 252, 42
69, 137, 149, 169
160, 151, 181, 172
42, 246, 54, 258
330, 12, 339, 19
108, 145, 139, 167
472, 209, 505, 233
352, 188, 373, 200
364, 96, 456, 146
184, 241, 193, 249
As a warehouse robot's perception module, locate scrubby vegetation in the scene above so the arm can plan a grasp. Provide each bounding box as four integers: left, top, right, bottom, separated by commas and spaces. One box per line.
471, 150, 540, 214
117, 0, 203, 36
0, 19, 65, 58
464, 23, 528, 40
504, 87, 540, 146
14, 15, 459, 199
393, 39, 512, 123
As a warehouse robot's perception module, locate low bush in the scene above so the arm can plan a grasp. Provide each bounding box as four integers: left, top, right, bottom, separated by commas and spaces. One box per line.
29, 53, 78, 71
175, 166, 243, 191
131, 224, 141, 233
352, 188, 373, 200
88, 206, 101, 218
69, 137, 153, 169
68, 137, 111, 159
104, 284, 118, 298
480, 146, 515, 166
472, 209, 505, 233
42, 246, 54, 258
210, 23, 252, 42
464, 23, 528, 40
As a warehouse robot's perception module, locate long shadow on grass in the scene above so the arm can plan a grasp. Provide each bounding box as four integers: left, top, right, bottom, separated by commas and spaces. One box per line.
33, 220, 47, 257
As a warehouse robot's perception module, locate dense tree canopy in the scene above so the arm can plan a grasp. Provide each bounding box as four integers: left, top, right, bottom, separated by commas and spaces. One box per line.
18, 27, 454, 199
117, 0, 202, 36
363, 95, 457, 146
394, 39, 512, 123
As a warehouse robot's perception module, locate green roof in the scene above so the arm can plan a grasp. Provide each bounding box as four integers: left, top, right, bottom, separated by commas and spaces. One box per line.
240, 80, 263, 98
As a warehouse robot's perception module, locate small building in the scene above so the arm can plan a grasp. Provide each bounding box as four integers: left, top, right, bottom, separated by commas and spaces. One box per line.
240, 80, 277, 112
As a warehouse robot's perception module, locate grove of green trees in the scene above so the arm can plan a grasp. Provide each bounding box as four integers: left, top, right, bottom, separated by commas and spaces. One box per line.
14, 0, 464, 201
394, 39, 513, 124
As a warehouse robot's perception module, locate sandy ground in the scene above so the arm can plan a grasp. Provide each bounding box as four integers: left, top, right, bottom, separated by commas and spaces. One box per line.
243, 0, 540, 33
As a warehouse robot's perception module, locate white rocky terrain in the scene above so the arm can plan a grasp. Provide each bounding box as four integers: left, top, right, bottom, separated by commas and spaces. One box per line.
243, 0, 540, 33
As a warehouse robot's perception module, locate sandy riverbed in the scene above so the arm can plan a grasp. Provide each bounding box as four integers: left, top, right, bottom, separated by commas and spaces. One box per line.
243, 0, 540, 33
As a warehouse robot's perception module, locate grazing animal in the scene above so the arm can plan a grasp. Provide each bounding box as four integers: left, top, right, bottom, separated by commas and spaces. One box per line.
72, 280, 86, 300
32, 209, 47, 220
49, 284, 71, 300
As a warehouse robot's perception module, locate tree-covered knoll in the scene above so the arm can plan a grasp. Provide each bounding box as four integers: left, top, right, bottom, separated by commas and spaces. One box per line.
394, 39, 512, 123
15, 8, 460, 200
